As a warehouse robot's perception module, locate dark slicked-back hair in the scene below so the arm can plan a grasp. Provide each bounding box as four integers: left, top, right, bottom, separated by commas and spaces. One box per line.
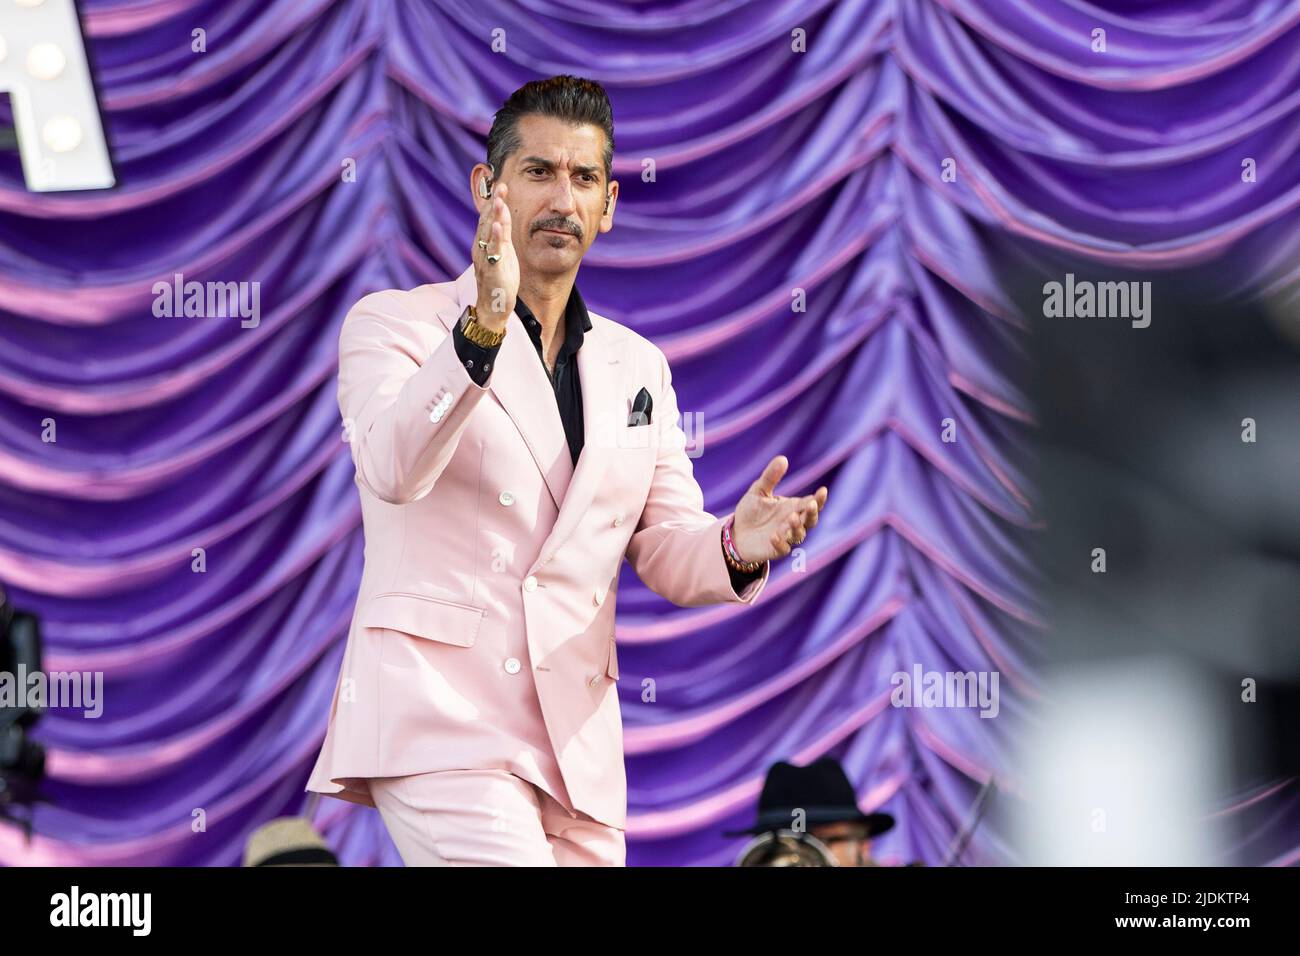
485, 75, 615, 184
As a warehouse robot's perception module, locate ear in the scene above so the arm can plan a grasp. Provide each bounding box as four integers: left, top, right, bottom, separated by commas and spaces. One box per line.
598, 178, 618, 233
471, 163, 494, 215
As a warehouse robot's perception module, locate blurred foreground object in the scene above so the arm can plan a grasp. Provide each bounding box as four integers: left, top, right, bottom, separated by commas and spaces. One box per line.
242, 816, 339, 867
0, 587, 45, 839
734, 830, 837, 867
1016, 262, 1300, 865
725, 757, 894, 867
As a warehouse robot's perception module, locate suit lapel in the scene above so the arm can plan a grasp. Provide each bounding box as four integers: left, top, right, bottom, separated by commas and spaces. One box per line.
443, 266, 572, 510
536, 326, 624, 565
439, 266, 625, 559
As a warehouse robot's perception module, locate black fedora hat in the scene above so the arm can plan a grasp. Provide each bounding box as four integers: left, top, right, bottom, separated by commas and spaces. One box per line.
723, 757, 895, 838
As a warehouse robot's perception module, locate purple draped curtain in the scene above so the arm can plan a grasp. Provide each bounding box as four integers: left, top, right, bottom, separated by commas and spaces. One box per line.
1, 0, 1297, 866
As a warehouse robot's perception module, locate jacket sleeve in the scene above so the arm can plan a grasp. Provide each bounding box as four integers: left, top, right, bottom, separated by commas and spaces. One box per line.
624, 346, 770, 607
338, 291, 491, 504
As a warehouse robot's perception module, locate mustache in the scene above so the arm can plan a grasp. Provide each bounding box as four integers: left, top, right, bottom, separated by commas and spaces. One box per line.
533, 219, 582, 239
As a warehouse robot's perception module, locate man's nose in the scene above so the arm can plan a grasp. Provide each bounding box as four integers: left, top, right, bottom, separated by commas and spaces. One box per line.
549, 177, 577, 215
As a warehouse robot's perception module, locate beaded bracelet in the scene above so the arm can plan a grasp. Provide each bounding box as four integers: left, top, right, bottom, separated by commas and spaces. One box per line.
722, 516, 764, 573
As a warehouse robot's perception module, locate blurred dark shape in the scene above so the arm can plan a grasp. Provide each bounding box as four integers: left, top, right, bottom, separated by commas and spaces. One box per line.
0, 586, 46, 839
722, 757, 894, 837
1011, 252, 1300, 861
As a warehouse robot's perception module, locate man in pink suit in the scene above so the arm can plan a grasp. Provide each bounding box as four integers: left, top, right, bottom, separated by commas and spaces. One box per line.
306, 75, 827, 866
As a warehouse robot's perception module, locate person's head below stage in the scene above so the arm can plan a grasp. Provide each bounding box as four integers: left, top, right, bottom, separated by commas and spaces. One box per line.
725, 757, 895, 867
475, 74, 619, 285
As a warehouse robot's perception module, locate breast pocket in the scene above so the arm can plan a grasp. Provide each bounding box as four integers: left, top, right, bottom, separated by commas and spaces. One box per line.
362, 592, 484, 666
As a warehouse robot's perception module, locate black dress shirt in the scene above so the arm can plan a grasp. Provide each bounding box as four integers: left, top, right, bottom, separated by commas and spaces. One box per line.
451, 284, 763, 593
453, 287, 589, 467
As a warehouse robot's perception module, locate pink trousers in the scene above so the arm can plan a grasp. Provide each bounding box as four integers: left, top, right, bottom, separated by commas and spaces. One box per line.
368, 769, 626, 867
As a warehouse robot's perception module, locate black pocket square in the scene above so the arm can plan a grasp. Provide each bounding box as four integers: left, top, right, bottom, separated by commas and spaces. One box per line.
628, 386, 653, 426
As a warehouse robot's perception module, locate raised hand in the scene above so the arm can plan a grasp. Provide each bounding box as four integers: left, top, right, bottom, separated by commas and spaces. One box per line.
731, 455, 827, 562
472, 181, 519, 331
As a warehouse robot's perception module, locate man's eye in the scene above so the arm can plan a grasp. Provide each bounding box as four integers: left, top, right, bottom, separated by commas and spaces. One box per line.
528, 168, 546, 175
581, 174, 597, 183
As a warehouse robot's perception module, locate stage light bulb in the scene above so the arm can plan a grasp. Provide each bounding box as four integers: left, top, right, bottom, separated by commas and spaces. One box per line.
42, 115, 81, 153
26, 42, 65, 80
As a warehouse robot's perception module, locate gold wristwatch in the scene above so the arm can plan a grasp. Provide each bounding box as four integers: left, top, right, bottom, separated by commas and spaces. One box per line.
461, 304, 506, 347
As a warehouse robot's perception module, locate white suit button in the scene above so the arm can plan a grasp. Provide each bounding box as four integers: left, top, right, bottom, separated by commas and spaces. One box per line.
504, 657, 521, 675
612, 515, 623, 527
429, 395, 452, 423
589, 674, 602, 687
499, 491, 515, 506
524, 576, 537, 592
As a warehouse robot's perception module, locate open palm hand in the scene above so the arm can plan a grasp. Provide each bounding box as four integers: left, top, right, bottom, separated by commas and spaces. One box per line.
731, 456, 827, 563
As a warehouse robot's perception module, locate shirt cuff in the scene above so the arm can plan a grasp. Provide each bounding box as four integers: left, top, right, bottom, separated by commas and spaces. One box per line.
452, 308, 502, 387
727, 561, 766, 596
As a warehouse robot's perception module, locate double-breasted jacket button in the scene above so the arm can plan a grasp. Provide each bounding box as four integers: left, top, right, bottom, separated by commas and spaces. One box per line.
499, 491, 515, 506
504, 657, 521, 675
524, 575, 538, 592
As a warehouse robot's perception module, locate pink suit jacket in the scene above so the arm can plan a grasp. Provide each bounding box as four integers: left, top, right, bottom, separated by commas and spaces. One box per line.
306, 263, 769, 829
